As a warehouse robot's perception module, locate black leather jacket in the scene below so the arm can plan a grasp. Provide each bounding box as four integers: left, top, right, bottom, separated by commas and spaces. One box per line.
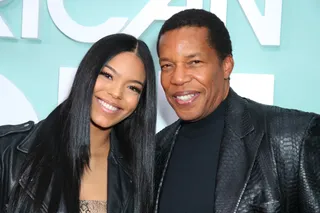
0, 121, 133, 213
155, 89, 320, 213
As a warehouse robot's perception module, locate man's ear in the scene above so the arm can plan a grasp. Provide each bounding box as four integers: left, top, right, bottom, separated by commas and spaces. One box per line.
223, 55, 234, 79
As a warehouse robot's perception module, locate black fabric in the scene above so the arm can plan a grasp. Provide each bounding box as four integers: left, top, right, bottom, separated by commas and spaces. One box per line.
155, 88, 320, 213
159, 101, 225, 213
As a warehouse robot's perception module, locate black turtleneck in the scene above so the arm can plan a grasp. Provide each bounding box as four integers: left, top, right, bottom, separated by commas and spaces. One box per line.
159, 100, 226, 213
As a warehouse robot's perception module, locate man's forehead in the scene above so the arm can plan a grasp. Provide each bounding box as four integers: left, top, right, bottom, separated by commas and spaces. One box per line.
159, 28, 208, 47
159, 38, 207, 55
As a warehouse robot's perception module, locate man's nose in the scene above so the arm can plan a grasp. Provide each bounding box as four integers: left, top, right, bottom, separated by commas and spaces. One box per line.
170, 65, 191, 85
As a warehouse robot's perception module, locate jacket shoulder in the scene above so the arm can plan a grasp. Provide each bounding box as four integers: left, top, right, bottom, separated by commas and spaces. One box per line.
265, 104, 318, 144
244, 98, 318, 153
0, 121, 36, 151
245, 98, 317, 128
0, 121, 35, 137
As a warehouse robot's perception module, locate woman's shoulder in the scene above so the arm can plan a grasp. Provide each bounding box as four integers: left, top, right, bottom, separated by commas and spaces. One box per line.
0, 121, 37, 155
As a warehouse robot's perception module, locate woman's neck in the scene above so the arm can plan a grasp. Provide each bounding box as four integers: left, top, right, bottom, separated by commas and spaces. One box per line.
89, 123, 111, 157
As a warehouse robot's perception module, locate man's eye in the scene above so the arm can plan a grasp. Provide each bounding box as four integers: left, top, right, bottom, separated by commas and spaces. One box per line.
161, 64, 172, 70
191, 60, 201, 64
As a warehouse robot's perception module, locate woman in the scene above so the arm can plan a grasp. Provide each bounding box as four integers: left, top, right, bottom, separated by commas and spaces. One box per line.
0, 33, 156, 213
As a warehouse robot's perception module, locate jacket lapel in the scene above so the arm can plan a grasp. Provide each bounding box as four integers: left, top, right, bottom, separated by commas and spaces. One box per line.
214, 89, 264, 213
107, 130, 132, 213
17, 120, 54, 213
17, 109, 61, 213
154, 121, 181, 213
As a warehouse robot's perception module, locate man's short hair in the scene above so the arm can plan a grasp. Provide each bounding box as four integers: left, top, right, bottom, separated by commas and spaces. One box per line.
157, 9, 233, 61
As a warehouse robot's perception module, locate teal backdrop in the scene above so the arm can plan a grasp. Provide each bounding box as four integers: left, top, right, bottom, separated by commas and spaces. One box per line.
0, 0, 319, 130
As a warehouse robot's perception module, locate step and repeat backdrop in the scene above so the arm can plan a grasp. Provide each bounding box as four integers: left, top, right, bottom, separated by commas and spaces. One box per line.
0, 0, 319, 132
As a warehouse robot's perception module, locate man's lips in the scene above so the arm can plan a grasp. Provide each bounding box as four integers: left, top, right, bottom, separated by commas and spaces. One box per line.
172, 91, 200, 105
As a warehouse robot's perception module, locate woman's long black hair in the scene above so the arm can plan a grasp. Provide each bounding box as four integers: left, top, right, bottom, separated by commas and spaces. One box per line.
7, 33, 156, 213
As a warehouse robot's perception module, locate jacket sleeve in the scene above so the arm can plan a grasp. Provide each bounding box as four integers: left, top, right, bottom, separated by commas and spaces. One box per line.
0, 134, 8, 212
0, 151, 4, 212
0, 121, 34, 212
298, 115, 320, 212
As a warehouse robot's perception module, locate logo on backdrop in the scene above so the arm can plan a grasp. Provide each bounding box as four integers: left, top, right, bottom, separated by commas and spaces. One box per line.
0, 0, 279, 130
0, 0, 282, 45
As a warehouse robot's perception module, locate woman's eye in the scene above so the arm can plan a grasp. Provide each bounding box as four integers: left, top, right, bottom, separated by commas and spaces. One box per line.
100, 71, 113, 80
128, 86, 141, 94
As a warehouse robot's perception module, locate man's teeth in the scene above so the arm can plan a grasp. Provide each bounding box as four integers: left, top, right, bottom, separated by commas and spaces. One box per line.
176, 94, 195, 101
98, 99, 118, 111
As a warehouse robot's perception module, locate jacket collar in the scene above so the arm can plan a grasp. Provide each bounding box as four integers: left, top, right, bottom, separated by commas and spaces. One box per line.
224, 88, 255, 137
16, 121, 43, 153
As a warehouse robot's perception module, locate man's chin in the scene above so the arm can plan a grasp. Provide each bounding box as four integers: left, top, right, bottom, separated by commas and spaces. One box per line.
175, 111, 200, 122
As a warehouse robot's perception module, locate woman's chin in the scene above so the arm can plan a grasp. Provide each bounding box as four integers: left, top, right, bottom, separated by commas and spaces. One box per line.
90, 119, 112, 130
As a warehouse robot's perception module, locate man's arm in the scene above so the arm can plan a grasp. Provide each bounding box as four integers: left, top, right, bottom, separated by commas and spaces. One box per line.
299, 115, 320, 212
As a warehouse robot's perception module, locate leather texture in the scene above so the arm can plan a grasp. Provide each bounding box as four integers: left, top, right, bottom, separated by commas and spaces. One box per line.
155, 88, 320, 213
0, 120, 133, 213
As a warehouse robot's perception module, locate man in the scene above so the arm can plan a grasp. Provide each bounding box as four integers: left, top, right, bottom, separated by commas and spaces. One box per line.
155, 9, 320, 213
